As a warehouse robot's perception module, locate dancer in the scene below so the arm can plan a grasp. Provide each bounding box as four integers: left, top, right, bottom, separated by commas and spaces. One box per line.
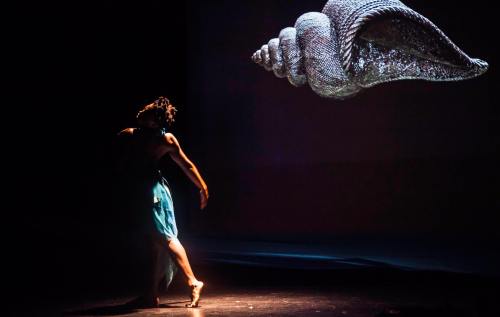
117, 96, 208, 308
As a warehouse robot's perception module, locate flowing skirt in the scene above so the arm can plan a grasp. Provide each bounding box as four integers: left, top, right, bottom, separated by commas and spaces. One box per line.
150, 178, 178, 290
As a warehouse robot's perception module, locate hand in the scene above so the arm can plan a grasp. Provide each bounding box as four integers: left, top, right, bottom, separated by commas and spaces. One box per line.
199, 188, 209, 210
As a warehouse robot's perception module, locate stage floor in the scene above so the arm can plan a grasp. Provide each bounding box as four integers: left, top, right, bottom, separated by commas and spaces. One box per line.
6, 238, 500, 316
63, 289, 388, 317
11, 265, 500, 317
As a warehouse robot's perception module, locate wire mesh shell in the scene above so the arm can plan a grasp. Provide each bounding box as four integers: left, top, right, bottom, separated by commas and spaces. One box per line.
252, 0, 488, 99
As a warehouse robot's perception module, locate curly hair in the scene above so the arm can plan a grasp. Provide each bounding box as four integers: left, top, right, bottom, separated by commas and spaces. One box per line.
136, 96, 178, 127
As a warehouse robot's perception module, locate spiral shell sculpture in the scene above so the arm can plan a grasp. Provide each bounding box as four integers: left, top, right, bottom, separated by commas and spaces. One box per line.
252, 0, 488, 99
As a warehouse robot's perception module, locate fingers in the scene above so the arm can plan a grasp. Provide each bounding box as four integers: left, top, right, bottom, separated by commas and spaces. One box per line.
201, 196, 208, 209
199, 191, 208, 210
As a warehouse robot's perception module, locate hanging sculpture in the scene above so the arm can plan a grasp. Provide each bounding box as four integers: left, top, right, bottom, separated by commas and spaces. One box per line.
251, 0, 488, 99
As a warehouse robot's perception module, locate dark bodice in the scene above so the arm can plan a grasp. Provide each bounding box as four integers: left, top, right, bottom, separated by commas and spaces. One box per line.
117, 127, 167, 186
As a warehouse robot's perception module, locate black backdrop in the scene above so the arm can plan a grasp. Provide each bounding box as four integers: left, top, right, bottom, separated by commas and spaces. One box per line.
5, 0, 499, 298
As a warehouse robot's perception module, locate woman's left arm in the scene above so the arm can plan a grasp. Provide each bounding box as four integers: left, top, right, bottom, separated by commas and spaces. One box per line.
165, 133, 209, 209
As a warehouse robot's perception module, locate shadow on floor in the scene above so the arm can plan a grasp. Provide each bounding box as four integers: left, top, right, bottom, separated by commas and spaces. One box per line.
64, 300, 190, 316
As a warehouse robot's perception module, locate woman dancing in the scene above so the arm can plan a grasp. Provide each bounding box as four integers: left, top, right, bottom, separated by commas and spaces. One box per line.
117, 96, 208, 308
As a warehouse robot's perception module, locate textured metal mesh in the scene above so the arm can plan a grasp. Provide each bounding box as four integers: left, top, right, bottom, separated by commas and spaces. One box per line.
251, 0, 488, 99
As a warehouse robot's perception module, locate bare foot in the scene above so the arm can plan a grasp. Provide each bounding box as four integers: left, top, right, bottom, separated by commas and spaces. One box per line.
186, 281, 204, 307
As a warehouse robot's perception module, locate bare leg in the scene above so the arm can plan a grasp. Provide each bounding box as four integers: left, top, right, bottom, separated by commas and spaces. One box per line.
167, 238, 204, 307
167, 239, 197, 285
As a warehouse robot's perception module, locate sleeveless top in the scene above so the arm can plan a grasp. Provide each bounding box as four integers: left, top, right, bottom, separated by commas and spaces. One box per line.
116, 127, 171, 229
121, 127, 168, 186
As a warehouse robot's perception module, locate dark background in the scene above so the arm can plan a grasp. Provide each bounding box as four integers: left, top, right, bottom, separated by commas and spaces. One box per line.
5, 0, 499, 301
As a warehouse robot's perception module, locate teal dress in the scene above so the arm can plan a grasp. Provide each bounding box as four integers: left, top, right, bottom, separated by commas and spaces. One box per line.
152, 175, 178, 240
151, 174, 178, 290
118, 127, 178, 290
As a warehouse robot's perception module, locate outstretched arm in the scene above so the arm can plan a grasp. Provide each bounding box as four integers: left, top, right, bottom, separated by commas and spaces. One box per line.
114, 128, 135, 175
164, 133, 209, 209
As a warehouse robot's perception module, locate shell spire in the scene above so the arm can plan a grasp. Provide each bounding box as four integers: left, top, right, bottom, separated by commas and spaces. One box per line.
252, 0, 488, 99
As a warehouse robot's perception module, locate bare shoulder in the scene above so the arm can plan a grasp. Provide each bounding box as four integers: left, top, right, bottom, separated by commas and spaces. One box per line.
162, 133, 183, 153
163, 132, 180, 146
117, 128, 135, 137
